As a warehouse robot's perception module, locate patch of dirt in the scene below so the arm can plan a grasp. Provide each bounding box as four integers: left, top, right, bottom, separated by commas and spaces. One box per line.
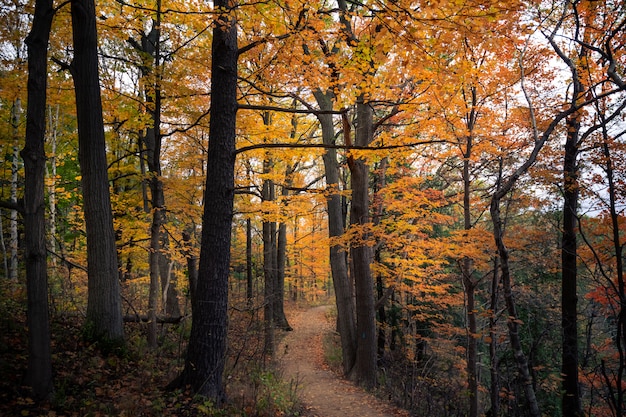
278, 305, 409, 417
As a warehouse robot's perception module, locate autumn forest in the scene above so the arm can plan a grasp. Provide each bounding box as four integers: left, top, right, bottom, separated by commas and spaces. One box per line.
0, 0, 625, 415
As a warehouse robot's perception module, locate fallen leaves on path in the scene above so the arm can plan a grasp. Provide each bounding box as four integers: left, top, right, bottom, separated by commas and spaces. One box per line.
280, 304, 410, 417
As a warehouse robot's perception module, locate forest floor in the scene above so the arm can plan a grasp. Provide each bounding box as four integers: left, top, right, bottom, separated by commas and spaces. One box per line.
279, 304, 409, 417
0, 280, 407, 416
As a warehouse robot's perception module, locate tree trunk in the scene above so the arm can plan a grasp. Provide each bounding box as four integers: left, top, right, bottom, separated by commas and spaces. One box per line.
147, 176, 163, 347
182, 230, 197, 311
463, 263, 479, 417
490, 197, 540, 417
0, 208, 7, 279
246, 217, 253, 307
489, 255, 501, 417
262, 172, 276, 355
561, 112, 582, 417
313, 90, 357, 376
168, 2, 237, 401
372, 159, 387, 360
347, 97, 377, 388
600, 116, 626, 416
46, 104, 59, 266
376, 272, 386, 359
274, 172, 292, 330
133, 12, 180, 346
275, 220, 291, 330
462, 120, 479, 417
70, 0, 124, 344
10, 99, 20, 282
22, 0, 54, 399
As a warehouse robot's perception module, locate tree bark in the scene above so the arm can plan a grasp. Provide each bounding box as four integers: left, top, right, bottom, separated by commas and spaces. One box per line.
10, 99, 20, 282
0, 209, 7, 279
275, 172, 292, 330
262, 169, 276, 355
313, 90, 357, 375
561, 111, 581, 417
461, 90, 479, 417
182, 230, 197, 311
490, 197, 540, 417
373, 159, 387, 360
132, 12, 180, 346
489, 255, 500, 417
600, 121, 626, 416
22, 0, 54, 399
46, 104, 59, 266
168, 2, 237, 402
347, 97, 377, 388
246, 217, 254, 307
70, 0, 124, 344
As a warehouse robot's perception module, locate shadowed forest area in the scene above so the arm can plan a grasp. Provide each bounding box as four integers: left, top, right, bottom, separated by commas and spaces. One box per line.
1, 0, 626, 416
0, 280, 310, 416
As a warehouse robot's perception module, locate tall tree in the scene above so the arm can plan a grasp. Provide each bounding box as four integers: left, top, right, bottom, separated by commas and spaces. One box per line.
22, 0, 54, 400
262, 156, 276, 355
70, 0, 124, 343
346, 98, 377, 388
168, 0, 238, 401
545, 3, 597, 414
593, 99, 626, 416
127, 4, 182, 344
313, 90, 357, 375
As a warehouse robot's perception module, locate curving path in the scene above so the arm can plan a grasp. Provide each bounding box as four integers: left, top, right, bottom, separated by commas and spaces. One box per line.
278, 305, 409, 417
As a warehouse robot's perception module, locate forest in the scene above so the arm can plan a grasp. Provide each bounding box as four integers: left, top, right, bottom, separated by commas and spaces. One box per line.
0, 0, 625, 416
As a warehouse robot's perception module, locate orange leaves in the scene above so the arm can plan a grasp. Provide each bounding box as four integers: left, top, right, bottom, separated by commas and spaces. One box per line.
444, 227, 494, 269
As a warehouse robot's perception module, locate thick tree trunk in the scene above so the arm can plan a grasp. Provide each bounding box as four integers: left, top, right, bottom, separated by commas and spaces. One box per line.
22, 0, 54, 399
71, 0, 124, 344
263, 174, 276, 355
262, 158, 276, 354
168, 4, 237, 402
313, 90, 357, 375
147, 176, 163, 347
561, 113, 582, 417
347, 97, 377, 388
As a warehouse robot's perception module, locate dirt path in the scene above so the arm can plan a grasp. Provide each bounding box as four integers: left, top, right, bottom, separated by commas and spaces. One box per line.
278, 305, 408, 417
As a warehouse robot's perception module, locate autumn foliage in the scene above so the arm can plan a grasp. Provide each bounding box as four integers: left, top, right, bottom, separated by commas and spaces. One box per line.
0, 0, 625, 416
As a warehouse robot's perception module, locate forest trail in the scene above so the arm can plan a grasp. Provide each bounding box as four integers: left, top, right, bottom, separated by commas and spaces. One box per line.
278, 305, 409, 417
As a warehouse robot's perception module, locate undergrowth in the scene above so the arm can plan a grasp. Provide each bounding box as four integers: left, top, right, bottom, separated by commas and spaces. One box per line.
0, 280, 303, 416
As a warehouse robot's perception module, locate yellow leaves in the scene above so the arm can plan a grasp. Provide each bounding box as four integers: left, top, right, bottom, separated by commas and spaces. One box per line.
445, 227, 495, 267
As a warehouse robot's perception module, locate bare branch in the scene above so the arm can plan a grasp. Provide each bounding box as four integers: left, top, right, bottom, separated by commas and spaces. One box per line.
0, 200, 23, 213
235, 139, 445, 155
